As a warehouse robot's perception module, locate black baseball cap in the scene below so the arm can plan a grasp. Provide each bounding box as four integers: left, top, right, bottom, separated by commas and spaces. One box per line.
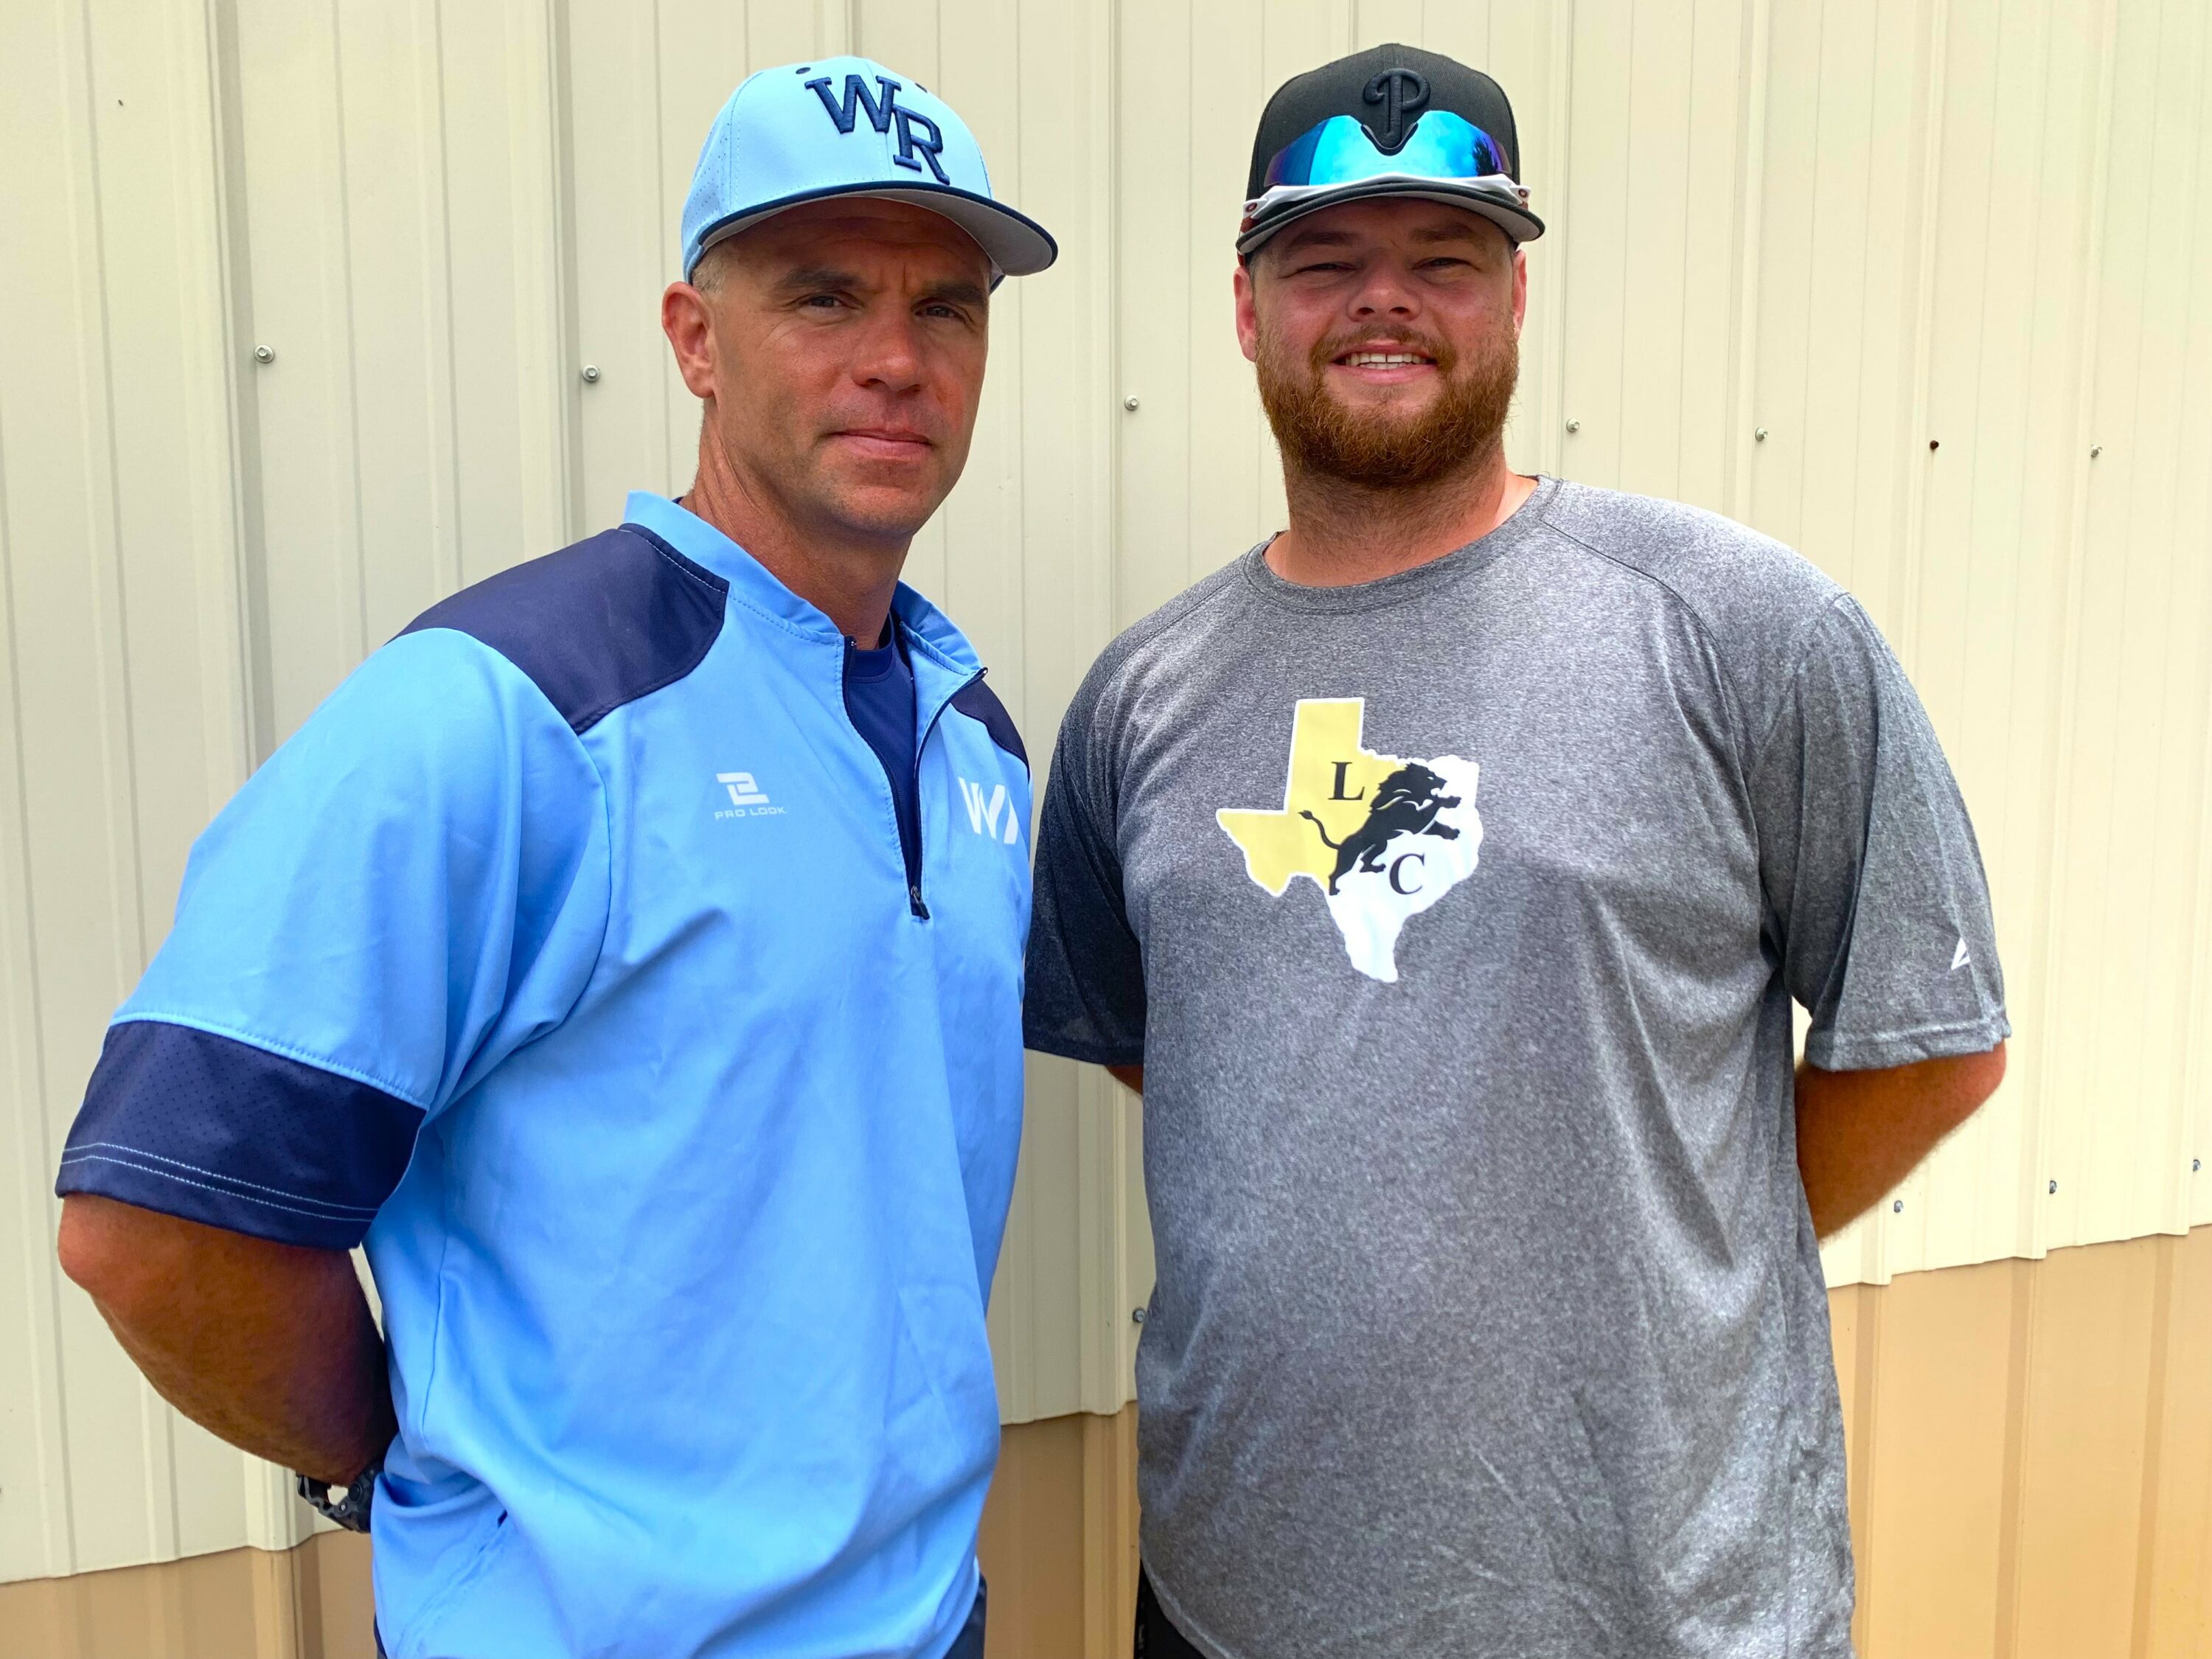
1239, 43, 1543, 257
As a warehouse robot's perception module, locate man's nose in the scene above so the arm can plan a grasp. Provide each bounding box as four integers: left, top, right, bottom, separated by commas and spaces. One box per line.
851, 312, 928, 394
1348, 266, 1421, 320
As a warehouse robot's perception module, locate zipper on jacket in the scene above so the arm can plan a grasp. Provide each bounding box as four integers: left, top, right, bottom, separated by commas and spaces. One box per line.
902, 668, 987, 921
844, 637, 984, 922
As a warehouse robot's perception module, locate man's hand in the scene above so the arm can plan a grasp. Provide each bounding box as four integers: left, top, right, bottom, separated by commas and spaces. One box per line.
1795, 1043, 2007, 1237
57, 1196, 394, 1484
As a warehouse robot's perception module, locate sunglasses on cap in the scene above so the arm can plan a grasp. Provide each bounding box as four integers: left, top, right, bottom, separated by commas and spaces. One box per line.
1260, 108, 1514, 192
1240, 108, 1533, 247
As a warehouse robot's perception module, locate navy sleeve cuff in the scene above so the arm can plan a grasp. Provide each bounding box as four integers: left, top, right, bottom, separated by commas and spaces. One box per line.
55, 1020, 427, 1250
1021, 1018, 1144, 1070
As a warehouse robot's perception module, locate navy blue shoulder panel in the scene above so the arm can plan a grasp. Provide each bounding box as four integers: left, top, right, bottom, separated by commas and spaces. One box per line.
400, 526, 728, 734
57, 1020, 426, 1251
950, 678, 1027, 769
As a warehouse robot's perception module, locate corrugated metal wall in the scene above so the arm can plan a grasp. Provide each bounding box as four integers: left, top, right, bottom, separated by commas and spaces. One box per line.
2, 0, 2207, 1589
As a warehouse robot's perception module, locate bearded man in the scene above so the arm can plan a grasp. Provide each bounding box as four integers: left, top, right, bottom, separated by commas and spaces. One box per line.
1023, 43, 2008, 1659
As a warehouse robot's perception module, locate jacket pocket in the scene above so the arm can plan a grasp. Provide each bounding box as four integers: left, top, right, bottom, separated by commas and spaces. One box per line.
380, 1486, 511, 1659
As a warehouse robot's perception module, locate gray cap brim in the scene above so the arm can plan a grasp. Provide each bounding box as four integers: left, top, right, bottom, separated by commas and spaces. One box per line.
689, 181, 1058, 282
1237, 178, 1544, 258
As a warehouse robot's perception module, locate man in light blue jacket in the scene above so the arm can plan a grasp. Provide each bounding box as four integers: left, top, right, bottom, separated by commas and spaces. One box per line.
55, 58, 1051, 1659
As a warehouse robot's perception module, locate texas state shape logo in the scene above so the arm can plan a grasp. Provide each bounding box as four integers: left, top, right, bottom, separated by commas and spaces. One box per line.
1215, 699, 1482, 984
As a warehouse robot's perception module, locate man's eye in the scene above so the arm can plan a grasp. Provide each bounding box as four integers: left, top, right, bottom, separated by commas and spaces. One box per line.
803, 293, 846, 310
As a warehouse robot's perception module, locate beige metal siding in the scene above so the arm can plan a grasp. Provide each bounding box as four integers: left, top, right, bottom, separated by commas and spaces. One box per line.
1, 0, 2206, 1589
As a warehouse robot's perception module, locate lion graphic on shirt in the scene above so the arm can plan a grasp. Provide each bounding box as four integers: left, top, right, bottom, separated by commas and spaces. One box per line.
1298, 762, 1462, 895
1216, 700, 1484, 984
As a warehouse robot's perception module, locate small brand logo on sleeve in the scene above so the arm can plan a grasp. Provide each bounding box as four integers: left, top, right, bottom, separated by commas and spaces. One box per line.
1950, 937, 1972, 972
959, 776, 1022, 845
715, 771, 785, 820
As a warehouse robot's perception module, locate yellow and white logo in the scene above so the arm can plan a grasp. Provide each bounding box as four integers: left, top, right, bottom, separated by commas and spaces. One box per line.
1216, 699, 1482, 983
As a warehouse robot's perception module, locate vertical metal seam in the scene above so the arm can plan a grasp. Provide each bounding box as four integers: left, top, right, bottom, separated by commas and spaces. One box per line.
1609, 0, 1636, 490
1722, 0, 1770, 525
0, 200, 79, 1590
1846, 1283, 1883, 1657
191, 0, 264, 786
548, 0, 588, 543
1990, 1255, 2039, 1659
2106, 0, 2192, 1252
1788, 0, 1829, 552
2171, 0, 2212, 1239
2022, 0, 2122, 1266
324, 0, 372, 659
1539, 0, 1574, 481
2125, 1233, 2179, 1659
1870, 0, 1952, 1293
652, 0, 672, 481
1098, 0, 1131, 1405
427, 0, 467, 599
2135, 0, 2212, 1246
1091, 0, 1129, 1417
67, 0, 178, 1564
1893, 0, 1949, 681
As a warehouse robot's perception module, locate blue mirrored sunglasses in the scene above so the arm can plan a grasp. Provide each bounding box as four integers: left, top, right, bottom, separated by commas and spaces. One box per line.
1262, 110, 1514, 190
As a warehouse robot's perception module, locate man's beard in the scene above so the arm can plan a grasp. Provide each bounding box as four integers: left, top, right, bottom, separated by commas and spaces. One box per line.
1255, 317, 1517, 490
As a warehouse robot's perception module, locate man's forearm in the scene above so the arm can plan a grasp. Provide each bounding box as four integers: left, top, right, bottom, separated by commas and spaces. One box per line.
1794, 1043, 2006, 1237
58, 1196, 394, 1484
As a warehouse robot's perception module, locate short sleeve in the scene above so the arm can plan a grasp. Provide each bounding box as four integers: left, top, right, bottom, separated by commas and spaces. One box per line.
1023, 695, 1147, 1068
1753, 596, 2009, 1071
55, 629, 612, 1247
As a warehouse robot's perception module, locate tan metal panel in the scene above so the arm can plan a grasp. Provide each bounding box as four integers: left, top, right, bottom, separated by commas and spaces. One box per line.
2138, 1228, 2212, 1658
2010, 1235, 2163, 1658
1893, 0, 2115, 1280
2038, 0, 2212, 1256
1857, 1259, 2016, 1656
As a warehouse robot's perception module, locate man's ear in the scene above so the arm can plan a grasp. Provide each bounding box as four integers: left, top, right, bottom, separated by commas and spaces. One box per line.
662, 282, 719, 402
1234, 260, 1262, 366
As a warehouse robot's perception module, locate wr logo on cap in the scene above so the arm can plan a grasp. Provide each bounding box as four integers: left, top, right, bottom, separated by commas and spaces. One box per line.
804, 73, 951, 186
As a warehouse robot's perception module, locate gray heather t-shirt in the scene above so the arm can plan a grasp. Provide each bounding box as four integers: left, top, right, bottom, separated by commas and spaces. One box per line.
1023, 478, 2008, 1659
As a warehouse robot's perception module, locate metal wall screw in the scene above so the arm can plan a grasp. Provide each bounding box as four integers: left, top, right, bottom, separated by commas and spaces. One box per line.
1123, 395, 1139, 411
1754, 426, 1769, 442
2090, 445, 2102, 458
2048, 1179, 2059, 1194
1565, 417, 1581, 434
580, 364, 601, 383
1131, 1307, 1147, 1324
2193, 1158, 2201, 1172
1893, 1199, 1905, 1214
253, 344, 274, 364
1927, 439, 1940, 451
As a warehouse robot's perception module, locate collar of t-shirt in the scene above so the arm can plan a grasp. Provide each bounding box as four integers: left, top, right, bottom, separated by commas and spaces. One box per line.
844, 624, 920, 880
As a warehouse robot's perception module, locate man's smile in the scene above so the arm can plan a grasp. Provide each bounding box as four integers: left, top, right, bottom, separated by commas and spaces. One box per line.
1328, 340, 1440, 385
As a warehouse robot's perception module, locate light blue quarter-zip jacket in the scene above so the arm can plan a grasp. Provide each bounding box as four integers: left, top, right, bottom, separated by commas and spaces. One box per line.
58, 491, 1032, 1659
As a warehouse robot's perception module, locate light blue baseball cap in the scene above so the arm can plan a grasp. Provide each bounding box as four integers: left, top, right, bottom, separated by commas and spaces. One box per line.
681, 57, 1057, 283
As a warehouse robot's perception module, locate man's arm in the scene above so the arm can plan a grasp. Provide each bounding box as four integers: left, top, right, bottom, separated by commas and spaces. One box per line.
57, 1194, 393, 1484
1795, 1041, 2006, 1237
